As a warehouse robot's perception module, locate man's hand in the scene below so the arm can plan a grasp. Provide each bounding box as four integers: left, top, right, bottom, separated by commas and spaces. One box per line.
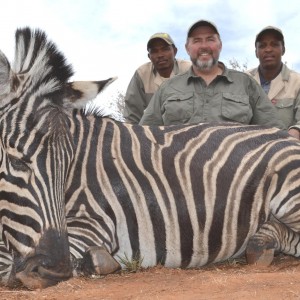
288, 128, 300, 139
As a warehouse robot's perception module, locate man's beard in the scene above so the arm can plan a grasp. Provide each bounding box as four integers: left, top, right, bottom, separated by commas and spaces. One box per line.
193, 57, 218, 71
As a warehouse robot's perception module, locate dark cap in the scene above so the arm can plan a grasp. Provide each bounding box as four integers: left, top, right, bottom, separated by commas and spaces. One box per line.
187, 20, 219, 37
255, 26, 285, 46
147, 33, 175, 50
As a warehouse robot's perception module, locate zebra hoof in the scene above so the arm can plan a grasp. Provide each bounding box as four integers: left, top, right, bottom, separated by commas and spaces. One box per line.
81, 246, 121, 276
246, 238, 275, 266
246, 248, 275, 266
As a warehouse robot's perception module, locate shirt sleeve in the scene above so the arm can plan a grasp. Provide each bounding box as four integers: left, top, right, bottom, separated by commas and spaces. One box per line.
124, 71, 147, 124
289, 90, 300, 130
139, 86, 164, 125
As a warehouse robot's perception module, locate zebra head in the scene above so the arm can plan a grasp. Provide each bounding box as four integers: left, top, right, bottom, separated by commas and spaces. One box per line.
0, 27, 115, 289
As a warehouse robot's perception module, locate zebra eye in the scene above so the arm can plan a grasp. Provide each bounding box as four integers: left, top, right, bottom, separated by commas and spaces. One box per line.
8, 155, 30, 172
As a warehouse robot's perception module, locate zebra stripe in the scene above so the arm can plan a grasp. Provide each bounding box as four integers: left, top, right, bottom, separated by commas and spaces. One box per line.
65, 117, 300, 269
0, 28, 75, 288
2, 27, 300, 289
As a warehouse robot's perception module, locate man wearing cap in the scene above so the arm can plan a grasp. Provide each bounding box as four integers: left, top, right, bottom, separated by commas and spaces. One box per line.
247, 26, 300, 139
140, 20, 284, 131
123, 33, 191, 124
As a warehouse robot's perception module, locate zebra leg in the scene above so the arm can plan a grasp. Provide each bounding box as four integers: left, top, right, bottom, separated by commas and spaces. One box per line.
246, 221, 300, 266
80, 246, 121, 276
0, 241, 13, 285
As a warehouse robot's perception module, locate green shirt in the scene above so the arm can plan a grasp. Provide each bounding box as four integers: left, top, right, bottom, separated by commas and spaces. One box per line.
139, 63, 285, 130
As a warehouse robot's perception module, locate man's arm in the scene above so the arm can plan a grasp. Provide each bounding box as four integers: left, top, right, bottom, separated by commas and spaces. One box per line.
139, 87, 164, 125
288, 89, 300, 139
124, 71, 147, 124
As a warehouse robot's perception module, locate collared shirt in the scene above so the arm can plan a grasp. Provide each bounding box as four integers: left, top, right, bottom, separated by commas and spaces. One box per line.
259, 73, 271, 94
258, 65, 282, 95
124, 59, 191, 124
247, 64, 300, 130
140, 63, 285, 130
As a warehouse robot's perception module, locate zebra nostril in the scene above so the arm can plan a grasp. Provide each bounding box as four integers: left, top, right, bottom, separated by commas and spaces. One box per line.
31, 265, 39, 273
14, 254, 72, 290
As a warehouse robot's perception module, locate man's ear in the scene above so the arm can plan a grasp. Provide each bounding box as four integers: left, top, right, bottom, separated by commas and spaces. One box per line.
173, 46, 178, 56
282, 45, 285, 56
185, 43, 190, 56
255, 43, 259, 58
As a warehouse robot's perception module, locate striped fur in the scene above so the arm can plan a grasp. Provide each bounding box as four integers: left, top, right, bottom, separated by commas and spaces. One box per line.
0, 27, 116, 288
65, 118, 300, 269
1, 27, 300, 288
0, 27, 77, 288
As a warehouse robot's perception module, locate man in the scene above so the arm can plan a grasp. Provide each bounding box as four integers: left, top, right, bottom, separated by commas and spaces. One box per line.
140, 20, 284, 131
247, 26, 300, 139
124, 33, 191, 123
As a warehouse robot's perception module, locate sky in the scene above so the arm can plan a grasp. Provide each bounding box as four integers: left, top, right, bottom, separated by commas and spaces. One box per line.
1, 0, 300, 106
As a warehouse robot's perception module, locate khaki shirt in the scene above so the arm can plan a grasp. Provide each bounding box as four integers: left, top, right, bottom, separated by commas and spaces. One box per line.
140, 63, 285, 130
247, 64, 300, 130
124, 59, 191, 123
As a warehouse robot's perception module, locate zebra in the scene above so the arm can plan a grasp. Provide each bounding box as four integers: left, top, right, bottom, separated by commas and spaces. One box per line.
0, 27, 116, 288
1, 27, 300, 290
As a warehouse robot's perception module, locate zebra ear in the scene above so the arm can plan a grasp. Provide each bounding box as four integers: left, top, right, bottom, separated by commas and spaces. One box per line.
0, 50, 12, 97
63, 77, 117, 109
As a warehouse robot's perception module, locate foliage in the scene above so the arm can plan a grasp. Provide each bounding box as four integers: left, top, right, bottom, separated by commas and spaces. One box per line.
108, 90, 125, 122
85, 90, 125, 122
228, 57, 248, 72
116, 252, 144, 273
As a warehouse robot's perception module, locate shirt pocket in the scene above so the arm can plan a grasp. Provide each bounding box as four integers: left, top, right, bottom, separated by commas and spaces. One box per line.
162, 92, 194, 125
274, 98, 294, 128
274, 98, 294, 109
221, 93, 252, 124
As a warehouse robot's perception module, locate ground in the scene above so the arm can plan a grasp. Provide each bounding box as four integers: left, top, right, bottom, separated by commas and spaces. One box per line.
1, 255, 300, 300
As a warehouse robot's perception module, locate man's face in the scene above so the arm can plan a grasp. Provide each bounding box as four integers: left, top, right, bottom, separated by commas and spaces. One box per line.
255, 31, 284, 70
148, 39, 177, 74
185, 26, 222, 71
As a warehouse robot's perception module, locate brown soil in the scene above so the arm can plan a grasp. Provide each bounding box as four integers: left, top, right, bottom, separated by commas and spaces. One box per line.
1, 255, 300, 300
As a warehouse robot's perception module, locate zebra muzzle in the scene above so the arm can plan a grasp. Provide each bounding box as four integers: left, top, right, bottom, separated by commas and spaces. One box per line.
15, 256, 72, 290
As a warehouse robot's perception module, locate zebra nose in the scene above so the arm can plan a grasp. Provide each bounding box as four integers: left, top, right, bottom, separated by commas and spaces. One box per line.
12, 228, 72, 289
15, 255, 72, 289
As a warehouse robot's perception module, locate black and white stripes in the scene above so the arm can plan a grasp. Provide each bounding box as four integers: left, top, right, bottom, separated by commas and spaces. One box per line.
65, 119, 300, 268
1, 27, 300, 289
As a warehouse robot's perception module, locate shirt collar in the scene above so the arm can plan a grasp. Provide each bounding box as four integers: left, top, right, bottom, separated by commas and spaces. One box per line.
187, 62, 233, 83
258, 63, 283, 82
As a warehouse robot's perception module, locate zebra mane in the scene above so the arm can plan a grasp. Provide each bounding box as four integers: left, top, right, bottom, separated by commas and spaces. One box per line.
85, 103, 111, 117
13, 27, 73, 87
